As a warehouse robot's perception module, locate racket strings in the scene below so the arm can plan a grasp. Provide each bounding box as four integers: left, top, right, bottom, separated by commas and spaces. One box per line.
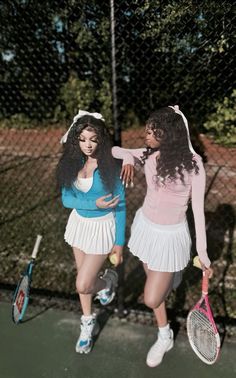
188, 310, 218, 363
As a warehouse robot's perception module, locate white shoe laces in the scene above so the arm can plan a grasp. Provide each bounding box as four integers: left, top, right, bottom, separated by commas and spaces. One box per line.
152, 337, 168, 351
149, 332, 172, 354
80, 318, 94, 340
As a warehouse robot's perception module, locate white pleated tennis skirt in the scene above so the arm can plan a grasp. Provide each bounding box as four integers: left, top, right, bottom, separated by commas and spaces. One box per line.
128, 208, 191, 272
64, 209, 115, 254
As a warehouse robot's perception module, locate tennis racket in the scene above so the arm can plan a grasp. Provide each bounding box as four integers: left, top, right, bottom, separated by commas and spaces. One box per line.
187, 257, 220, 364
12, 234, 42, 324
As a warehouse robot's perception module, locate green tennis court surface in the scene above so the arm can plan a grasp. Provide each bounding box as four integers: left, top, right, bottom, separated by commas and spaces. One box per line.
0, 302, 235, 378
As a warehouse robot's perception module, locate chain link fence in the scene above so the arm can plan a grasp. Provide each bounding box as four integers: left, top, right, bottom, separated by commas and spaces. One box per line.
0, 1, 235, 321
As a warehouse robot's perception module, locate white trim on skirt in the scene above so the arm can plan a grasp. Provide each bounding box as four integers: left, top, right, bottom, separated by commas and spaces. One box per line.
128, 208, 191, 272
64, 209, 115, 254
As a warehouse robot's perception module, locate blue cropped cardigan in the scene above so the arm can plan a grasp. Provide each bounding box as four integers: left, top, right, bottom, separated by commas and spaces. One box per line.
61, 169, 126, 246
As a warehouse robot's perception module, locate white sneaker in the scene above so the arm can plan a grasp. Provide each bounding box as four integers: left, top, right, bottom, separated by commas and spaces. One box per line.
95, 269, 118, 306
75, 314, 99, 354
146, 329, 174, 367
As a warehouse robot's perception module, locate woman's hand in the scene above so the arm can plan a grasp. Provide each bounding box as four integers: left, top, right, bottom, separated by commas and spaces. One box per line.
203, 266, 213, 279
109, 245, 123, 267
96, 194, 120, 209
193, 256, 213, 279
199, 260, 213, 279
120, 164, 134, 188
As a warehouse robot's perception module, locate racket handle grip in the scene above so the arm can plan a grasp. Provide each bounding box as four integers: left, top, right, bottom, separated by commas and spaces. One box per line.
32, 235, 43, 259
202, 271, 209, 294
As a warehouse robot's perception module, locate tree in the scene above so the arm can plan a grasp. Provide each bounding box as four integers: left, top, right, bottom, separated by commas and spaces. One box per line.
113, 0, 235, 127
203, 90, 236, 146
0, 0, 234, 134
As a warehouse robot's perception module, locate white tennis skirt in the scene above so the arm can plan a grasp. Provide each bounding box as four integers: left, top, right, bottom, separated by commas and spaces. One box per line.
128, 208, 191, 272
64, 209, 115, 254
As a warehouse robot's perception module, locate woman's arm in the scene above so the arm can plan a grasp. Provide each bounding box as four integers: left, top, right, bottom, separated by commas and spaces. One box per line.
112, 146, 145, 186
113, 178, 126, 246
112, 146, 145, 165
61, 187, 98, 210
191, 157, 211, 268
62, 187, 120, 211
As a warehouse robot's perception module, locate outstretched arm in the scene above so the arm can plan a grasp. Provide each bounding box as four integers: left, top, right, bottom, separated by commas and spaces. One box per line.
112, 146, 145, 186
112, 146, 145, 164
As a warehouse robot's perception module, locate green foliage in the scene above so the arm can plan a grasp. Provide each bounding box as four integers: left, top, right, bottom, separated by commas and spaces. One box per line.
96, 79, 112, 127
0, 1, 235, 129
0, 113, 37, 129
114, 0, 235, 124
123, 110, 142, 129
59, 73, 95, 120
204, 90, 236, 146
54, 72, 112, 126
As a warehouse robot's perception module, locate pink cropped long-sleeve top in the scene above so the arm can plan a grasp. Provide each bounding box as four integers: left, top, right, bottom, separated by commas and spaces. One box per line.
112, 146, 211, 268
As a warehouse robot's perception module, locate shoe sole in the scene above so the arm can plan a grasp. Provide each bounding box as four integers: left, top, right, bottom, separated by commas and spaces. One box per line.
104, 269, 118, 287
76, 339, 94, 354
76, 347, 92, 354
146, 342, 174, 367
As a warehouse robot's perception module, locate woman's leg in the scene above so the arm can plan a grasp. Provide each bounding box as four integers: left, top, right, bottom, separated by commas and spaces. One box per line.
143, 263, 174, 367
76, 253, 109, 293
73, 248, 108, 314
73, 247, 91, 316
74, 248, 118, 306
73, 248, 109, 354
143, 265, 174, 310
153, 302, 168, 327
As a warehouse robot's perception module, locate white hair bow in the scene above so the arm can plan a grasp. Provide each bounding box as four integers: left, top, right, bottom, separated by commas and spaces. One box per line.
60, 110, 105, 144
168, 105, 196, 154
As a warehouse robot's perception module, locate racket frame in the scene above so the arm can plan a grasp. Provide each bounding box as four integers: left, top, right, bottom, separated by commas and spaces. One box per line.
187, 272, 220, 364
12, 235, 42, 324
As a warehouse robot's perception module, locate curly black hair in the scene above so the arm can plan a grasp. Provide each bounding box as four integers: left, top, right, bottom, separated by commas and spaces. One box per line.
56, 115, 120, 192
140, 107, 199, 184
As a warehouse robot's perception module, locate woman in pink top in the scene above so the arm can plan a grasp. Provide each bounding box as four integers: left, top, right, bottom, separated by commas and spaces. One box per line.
112, 105, 213, 368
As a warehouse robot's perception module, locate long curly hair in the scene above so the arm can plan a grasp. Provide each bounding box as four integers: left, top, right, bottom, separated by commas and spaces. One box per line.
56, 115, 120, 192
140, 107, 199, 183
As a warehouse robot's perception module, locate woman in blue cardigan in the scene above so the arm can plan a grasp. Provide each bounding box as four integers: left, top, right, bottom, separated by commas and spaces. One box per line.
56, 111, 126, 354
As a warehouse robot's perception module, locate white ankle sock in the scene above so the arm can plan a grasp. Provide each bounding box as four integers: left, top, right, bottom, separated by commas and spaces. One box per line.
158, 324, 171, 339
82, 314, 93, 321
